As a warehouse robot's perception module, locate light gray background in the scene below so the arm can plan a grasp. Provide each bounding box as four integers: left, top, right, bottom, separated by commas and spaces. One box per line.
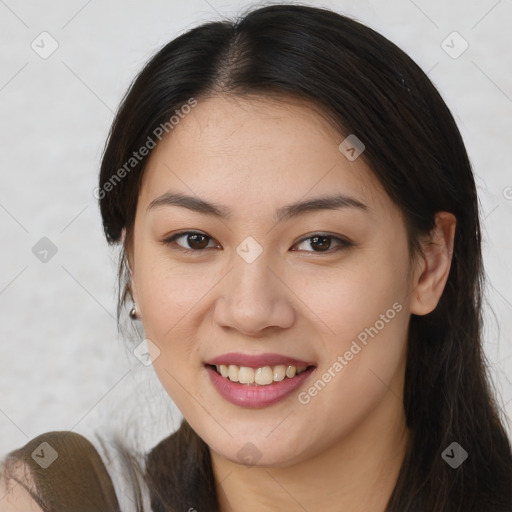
1, 0, 511, 461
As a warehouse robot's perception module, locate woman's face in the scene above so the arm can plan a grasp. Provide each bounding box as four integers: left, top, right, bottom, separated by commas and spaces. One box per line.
130, 94, 417, 467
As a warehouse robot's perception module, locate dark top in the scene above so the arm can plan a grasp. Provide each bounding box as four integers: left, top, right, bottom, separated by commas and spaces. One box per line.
0, 430, 150, 512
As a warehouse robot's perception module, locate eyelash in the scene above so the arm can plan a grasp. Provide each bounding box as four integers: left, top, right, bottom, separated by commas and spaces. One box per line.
161, 231, 352, 255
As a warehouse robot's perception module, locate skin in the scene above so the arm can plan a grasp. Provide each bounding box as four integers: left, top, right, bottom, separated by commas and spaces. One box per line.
0, 468, 44, 512
129, 94, 456, 511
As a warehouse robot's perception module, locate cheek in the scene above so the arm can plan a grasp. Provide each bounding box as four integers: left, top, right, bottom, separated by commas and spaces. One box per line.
290, 260, 409, 445
300, 242, 410, 390
303, 250, 408, 342
137, 262, 207, 412
135, 245, 213, 337
133, 261, 208, 396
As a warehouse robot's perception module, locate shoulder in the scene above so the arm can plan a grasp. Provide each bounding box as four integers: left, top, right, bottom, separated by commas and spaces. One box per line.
0, 461, 43, 512
0, 431, 121, 512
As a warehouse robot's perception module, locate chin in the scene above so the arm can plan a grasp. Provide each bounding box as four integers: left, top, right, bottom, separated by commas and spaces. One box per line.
202, 422, 311, 467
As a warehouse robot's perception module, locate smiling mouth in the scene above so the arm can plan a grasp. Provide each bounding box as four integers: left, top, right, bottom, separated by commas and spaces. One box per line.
207, 363, 315, 386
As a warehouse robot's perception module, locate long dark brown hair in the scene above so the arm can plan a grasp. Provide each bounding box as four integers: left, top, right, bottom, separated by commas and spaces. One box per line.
2, 4, 511, 511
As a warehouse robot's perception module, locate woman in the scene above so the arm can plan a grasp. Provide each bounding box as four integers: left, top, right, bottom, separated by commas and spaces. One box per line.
1, 4, 511, 511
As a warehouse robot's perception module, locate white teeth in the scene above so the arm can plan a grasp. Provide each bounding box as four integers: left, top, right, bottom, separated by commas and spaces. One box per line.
285, 365, 296, 378
255, 366, 273, 385
214, 363, 310, 385
273, 365, 286, 381
238, 366, 255, 384
228, 364, 239, 382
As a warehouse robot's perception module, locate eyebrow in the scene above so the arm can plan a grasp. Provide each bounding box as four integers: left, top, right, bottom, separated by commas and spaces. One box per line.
147, 191, 368, 222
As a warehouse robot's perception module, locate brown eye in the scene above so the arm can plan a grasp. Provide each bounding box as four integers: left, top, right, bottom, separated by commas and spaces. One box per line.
163, 231, 217, 252
309, 235, 332, 252
185, 233, 210, 250
292, 233, 351, 253
163, 231, 351, 255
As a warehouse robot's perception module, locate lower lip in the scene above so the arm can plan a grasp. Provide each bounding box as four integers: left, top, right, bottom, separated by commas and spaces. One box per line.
205, 365, 315, 408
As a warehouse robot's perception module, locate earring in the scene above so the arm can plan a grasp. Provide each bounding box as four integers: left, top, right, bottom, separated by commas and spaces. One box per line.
129, 302, 139, 320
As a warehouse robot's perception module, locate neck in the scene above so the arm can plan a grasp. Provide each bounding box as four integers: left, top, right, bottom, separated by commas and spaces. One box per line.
210, 390, 409, 512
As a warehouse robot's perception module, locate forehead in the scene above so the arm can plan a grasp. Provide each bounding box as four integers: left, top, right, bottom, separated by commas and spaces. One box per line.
138, 94, 388, 215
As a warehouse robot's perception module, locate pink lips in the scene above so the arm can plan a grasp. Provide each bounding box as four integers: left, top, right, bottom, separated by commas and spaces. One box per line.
204, 352, 316, 408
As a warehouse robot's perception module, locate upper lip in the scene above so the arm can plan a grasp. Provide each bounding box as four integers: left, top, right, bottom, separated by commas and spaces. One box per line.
204, 352, 315, 368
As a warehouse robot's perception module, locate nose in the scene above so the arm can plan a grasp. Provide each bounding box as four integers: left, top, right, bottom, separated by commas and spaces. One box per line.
213, 254, 296, 336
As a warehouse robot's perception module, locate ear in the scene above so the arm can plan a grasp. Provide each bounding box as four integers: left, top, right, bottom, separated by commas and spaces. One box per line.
410, 211, 456, 315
